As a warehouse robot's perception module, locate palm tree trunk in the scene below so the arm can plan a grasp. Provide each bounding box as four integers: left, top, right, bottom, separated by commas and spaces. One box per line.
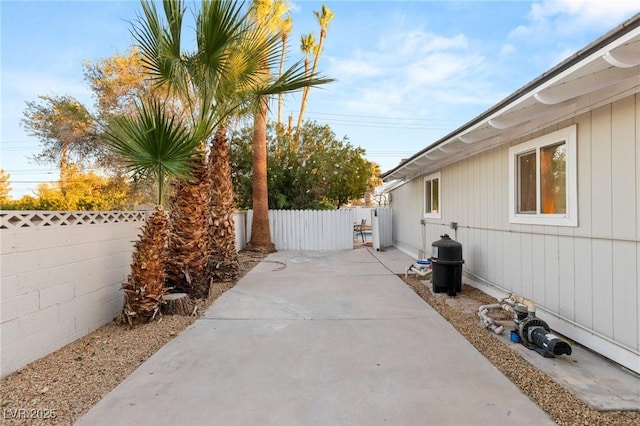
246, 97, 276, 253
208, 125, 239, 280
60, 141, 69, 197
295, 57, 311, 144
121, 208, 169, 325
277, 32, 287, 126
297, 28, 327, 135
166, 154, 212, 298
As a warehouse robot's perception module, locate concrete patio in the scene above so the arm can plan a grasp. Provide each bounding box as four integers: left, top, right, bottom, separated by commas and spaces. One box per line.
77, 248, 553, 426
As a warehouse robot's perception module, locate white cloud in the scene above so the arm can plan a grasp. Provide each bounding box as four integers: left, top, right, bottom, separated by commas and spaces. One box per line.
323, 25, 489, 120
329, 56, 385, 79
404, 52, 485, 88
512, 0, 639, 39
531, 0, 638, 24
389, 31, 468, 56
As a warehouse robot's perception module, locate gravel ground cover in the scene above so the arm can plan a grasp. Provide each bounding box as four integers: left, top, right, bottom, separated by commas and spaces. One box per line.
2, 250, 638, 426
0, 251, 266, 426
401, 275, 640, 426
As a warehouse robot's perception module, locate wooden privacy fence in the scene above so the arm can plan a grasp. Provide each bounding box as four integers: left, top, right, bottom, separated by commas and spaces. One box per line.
246, 209, 354, 250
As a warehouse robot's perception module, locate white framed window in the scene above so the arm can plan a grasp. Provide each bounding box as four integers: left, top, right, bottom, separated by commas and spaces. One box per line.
423, 172, 441, 219
508, 125, 577, 226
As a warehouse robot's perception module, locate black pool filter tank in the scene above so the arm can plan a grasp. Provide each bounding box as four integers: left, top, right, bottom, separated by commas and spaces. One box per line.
430, 234, 464, 296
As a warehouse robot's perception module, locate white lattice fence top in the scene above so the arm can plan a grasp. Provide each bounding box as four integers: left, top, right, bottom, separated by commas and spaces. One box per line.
0, 211, 149, 230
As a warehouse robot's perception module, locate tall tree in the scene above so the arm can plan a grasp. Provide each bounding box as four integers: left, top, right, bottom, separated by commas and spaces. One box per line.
295, 32, 315, 143
245, 0, 286, 253
21, 95, 96, 194
231, 121, 374, 209
296, 5, 334, 134
245, 0, 333, 252
132, 0, 332, 288
105, 100, 204, 324
276, 14, 292, 126
84, 48, 149, 119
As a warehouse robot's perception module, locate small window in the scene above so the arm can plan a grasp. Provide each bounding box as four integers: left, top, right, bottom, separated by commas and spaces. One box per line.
423, 172, 441, 219
509, 125, 577, 226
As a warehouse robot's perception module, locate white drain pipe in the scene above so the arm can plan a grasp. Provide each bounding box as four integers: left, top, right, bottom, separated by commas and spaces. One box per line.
405, 262, 432, 278
478, 304, 505, 335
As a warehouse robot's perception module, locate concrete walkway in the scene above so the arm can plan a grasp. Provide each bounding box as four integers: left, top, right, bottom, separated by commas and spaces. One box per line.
77, 248, 553, 426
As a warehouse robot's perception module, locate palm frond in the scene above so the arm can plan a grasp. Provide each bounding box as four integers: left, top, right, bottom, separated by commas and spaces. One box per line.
256, 60, 335, 97
132, 1, 189, 100
104, 101, 202, 205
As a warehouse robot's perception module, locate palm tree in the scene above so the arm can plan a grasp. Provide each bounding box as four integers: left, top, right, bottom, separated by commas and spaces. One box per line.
247, 95, 274, 252
104, 101, 204, 324
207, 123, 239, 282
277, 14, 293, 126
244, 0, 288, 253
296, 5, 334, 134
131, 0, 332, 284
295, 33, 315, 144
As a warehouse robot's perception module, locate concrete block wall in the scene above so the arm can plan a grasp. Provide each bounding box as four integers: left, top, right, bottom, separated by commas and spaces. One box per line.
0, 211, 147, 378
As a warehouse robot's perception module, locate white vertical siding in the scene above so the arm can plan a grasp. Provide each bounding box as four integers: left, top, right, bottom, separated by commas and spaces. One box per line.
520, 233, 533, 300
591, 105, 613, 238
574, 239, 593, 329
592, 240, 614, 337
613, 241, 637, 349
558, 236, 575, 320
612, 96, 636, 240
389, 93, 639, 373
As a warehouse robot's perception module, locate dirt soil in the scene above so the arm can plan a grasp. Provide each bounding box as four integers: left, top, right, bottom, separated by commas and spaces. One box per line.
0, 251, 267, 426
401, 275, 640, 426
2, 251, 638, 426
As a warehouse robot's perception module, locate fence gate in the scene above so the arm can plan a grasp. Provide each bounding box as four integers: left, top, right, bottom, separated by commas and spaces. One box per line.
371, 207, 393, 251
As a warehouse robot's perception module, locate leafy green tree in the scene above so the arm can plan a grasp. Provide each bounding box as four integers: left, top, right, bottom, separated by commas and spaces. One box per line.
231, 121, 373, 209
35, 165, 131, 210
1, 166, 132, 211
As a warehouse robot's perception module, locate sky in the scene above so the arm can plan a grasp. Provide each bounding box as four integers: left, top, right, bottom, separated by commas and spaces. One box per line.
1, 0, 639, 199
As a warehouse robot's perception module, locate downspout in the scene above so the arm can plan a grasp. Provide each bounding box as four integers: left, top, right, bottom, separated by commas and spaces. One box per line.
419, 218, 427, 260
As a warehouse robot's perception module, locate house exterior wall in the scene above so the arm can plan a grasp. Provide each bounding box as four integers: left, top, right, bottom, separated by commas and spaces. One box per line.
389, 93, 640, 374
